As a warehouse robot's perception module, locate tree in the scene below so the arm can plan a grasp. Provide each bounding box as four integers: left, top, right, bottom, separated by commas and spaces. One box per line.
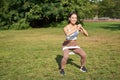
0, 0, 94, 29
0, 0, 30, 29
89, 0, 103, 19
99, 0, 120, 18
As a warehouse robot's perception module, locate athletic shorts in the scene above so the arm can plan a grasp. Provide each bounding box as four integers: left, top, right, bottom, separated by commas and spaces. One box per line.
62, 40, 80, 51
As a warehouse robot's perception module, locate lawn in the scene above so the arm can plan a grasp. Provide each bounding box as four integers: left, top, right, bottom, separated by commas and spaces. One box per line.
0, 22, 120, 80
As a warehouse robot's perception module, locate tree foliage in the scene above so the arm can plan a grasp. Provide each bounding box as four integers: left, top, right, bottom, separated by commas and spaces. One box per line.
99, 0, 120, 18
0, 0, 120, 29
90, 0, 120, 18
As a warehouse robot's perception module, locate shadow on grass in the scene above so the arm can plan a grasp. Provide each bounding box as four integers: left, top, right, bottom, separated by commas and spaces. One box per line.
101, 24, 120, 31
55, 55, 80, 70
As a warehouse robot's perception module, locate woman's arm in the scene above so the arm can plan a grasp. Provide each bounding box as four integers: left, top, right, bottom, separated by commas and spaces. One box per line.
78, 24, 88, 36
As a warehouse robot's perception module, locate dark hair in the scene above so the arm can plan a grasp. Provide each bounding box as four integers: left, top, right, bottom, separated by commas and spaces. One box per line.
68, 12, 78, 24
67, 12, 84, 25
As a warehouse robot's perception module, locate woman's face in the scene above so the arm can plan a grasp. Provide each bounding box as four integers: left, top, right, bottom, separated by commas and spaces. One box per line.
69, 14, 77, 25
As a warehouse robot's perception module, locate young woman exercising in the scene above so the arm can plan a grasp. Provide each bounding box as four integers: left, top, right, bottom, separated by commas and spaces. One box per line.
60, 12, 88, 75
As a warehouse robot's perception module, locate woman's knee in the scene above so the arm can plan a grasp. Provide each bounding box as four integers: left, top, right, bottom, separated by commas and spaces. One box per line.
82, 54, 86, 59
80, 52, 86, 59
63, 49, 69, 59
78, 49, 86, 58
63, 54, 69, 60
76, 50, 86, 59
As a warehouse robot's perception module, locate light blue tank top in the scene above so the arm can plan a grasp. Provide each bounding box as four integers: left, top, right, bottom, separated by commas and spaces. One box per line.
66, 30, 79, 40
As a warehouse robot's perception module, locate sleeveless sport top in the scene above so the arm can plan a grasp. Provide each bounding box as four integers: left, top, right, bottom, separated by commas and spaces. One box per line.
66, 30, 79, 40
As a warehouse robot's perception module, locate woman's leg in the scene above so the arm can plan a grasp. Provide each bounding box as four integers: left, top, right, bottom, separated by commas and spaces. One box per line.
73, 48, 86, 67
61, 49, 70, 69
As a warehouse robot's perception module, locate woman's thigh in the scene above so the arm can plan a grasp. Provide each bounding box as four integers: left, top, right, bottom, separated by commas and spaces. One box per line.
72, 48, 86, 57
63, 49, 70, 58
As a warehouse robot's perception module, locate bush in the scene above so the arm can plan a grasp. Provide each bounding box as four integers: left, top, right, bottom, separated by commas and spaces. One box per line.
10, 19, 30, 30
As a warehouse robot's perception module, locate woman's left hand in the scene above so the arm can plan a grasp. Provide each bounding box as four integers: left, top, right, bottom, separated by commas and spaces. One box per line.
77, 24, 88, 36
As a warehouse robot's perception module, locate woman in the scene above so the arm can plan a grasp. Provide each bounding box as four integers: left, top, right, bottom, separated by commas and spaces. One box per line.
60, 12, 88, 75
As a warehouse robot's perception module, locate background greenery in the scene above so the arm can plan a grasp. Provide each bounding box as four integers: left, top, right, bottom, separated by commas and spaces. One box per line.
0, 22, 120, 80
0, 0, 120, 29
0, 0, 120, 80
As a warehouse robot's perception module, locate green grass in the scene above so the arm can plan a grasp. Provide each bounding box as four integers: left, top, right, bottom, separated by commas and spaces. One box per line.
0, 22, 120, 80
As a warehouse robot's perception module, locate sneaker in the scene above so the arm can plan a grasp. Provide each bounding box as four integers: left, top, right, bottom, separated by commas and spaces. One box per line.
80, 66, 87, 72
60, 69, 65, 76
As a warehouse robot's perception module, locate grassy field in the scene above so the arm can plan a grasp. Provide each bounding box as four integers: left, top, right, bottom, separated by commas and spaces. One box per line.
0, 22, 120, 80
